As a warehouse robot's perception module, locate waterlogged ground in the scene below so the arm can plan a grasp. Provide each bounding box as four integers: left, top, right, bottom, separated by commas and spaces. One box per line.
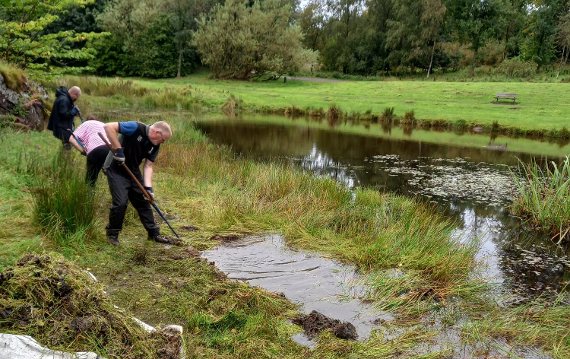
201, 234, 392, 346
201, 235, 553, 358
194, 117, 570, 299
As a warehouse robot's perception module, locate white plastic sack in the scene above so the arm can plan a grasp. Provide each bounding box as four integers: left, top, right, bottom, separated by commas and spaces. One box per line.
0, 333, 103, 359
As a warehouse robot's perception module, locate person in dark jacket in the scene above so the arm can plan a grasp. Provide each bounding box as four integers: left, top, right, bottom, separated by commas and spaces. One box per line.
103, 120, 172, 246
47, 86, 82, 150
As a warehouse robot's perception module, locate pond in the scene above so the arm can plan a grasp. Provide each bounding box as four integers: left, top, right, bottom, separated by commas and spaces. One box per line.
194, 114, 570, 299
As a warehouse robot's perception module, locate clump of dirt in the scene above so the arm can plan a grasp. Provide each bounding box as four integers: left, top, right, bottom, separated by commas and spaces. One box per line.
180, 225, 199, 232
292, 310, 358, 340
169, 247, 201, 261
209, 234, 241, 242
154, 235, 185, 246
0, 253, 179, 358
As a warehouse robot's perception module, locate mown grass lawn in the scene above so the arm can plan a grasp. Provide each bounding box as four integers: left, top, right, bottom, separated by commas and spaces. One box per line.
132, 75, 570, 131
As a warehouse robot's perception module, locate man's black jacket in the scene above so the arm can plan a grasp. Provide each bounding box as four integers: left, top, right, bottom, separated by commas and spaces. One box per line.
47, 86, 76, 142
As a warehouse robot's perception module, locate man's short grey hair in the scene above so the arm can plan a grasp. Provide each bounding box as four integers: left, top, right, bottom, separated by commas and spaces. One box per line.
69, 86, 82, 96
152, 121, 172, 137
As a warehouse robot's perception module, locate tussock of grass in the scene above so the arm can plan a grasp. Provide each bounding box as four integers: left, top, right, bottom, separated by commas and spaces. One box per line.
0, 61, 27, 92
511, 156, 570, 242
24, 151, 98, 246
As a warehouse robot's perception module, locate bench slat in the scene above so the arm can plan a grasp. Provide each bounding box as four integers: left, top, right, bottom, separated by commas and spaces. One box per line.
495, 93, 517, 102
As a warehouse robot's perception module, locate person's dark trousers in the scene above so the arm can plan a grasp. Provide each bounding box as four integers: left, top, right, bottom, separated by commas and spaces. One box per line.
86, 145, 110, 187
105, 167, 160, 240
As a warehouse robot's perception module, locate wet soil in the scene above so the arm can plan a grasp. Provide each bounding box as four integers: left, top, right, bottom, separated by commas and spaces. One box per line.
292, 310, 358, 340
201, 234, 393, 344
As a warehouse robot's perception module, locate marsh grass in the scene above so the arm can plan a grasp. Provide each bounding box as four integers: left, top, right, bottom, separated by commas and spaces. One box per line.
27, 150, 98, 246
510, 156, 570, 242
157, 119, 479, 297
48, 76, 207, 110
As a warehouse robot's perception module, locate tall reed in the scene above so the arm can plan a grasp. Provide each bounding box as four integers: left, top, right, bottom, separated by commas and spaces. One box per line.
511, 156, 570, 242
29, 151, 97, 245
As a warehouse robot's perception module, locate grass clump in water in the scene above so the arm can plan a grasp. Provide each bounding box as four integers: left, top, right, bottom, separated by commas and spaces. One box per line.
511, 156, 570, 242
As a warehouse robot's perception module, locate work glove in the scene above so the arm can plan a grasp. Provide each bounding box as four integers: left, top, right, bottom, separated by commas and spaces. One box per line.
144, 186, 154, 202
81, 150, 87, 156
113, 148, 125, 165
71, 107, 79, 116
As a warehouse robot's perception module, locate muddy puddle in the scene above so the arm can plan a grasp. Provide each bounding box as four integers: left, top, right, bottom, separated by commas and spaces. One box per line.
201, 234, 393, 346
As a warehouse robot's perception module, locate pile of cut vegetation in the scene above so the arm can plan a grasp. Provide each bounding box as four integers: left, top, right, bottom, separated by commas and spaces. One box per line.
0, 253, 178, 358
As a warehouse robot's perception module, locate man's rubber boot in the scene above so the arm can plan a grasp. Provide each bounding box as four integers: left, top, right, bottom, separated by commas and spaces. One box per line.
148, 234, 170, 244
109, 237, 120, 246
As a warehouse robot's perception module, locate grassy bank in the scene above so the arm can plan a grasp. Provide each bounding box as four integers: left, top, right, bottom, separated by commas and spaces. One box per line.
1, 117, 570, 357
48, 74, 570, 141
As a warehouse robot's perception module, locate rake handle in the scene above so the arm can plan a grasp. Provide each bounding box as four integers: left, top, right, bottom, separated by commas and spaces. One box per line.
98, 132, 154, 205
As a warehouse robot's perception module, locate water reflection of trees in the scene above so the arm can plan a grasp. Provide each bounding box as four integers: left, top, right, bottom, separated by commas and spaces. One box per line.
195, 121, 570, 297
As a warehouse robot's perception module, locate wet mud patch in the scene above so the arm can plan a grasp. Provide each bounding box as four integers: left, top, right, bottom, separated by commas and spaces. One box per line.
292, 310, 358, 340
180, 225, 199, 232
154, 235, 185, 246
209, 233, 242, 242
201, 234, 393, 345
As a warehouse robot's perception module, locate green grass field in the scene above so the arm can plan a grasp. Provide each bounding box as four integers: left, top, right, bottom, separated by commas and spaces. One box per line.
128, 75, 570, 132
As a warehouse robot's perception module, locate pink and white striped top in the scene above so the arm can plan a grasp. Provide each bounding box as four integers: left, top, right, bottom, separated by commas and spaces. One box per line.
73, 120, 109, 155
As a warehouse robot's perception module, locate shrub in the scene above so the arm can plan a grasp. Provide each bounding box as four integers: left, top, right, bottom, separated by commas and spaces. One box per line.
380, 107, 395, 123
327, 104, 341, 122
494, 58, 537, 78
402, 111, 416, 125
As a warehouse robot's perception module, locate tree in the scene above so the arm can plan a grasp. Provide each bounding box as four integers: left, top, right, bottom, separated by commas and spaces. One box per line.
0, 0, 105, 75
521, 0, 567, 73
299, 0, 327, 52
320, 0, 364, 74
557, 12, 570, 77
446, 0, 502, 76
421, 0, 446, 78
193, 0, 317, 79
162, 0, 220, 78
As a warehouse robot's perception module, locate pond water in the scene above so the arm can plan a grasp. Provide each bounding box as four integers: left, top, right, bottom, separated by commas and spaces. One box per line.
201, 234, 394, 346
194, 115, 570, 299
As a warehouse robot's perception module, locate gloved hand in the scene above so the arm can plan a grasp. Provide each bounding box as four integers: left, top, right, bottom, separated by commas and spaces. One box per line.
113, 148, 125, 165
71, 107, 79, 116
144, 186, 154, 201
81, 150, 87, 156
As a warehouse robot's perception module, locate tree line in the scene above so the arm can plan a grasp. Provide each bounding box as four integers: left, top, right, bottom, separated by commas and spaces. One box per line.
1, 0, 569, 79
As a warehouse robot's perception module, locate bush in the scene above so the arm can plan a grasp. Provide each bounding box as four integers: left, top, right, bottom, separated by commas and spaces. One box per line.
494, 58, 537, 78
402, 111, 416, 125
380, 107, 395, 123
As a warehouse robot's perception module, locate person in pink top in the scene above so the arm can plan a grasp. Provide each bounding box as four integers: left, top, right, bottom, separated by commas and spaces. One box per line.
69, 116, 111, 187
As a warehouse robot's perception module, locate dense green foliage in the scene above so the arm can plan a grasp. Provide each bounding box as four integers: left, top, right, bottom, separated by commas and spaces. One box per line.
0, 0, 106, 76
4, 0, 570, 78
193, 0, 317, 79
300, 0, 570, 76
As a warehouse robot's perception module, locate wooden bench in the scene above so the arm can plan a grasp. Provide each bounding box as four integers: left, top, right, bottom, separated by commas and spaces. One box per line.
495, 93, 517, 103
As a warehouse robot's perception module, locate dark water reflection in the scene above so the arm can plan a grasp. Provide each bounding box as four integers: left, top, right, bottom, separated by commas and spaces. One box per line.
195, 118, 570, 298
